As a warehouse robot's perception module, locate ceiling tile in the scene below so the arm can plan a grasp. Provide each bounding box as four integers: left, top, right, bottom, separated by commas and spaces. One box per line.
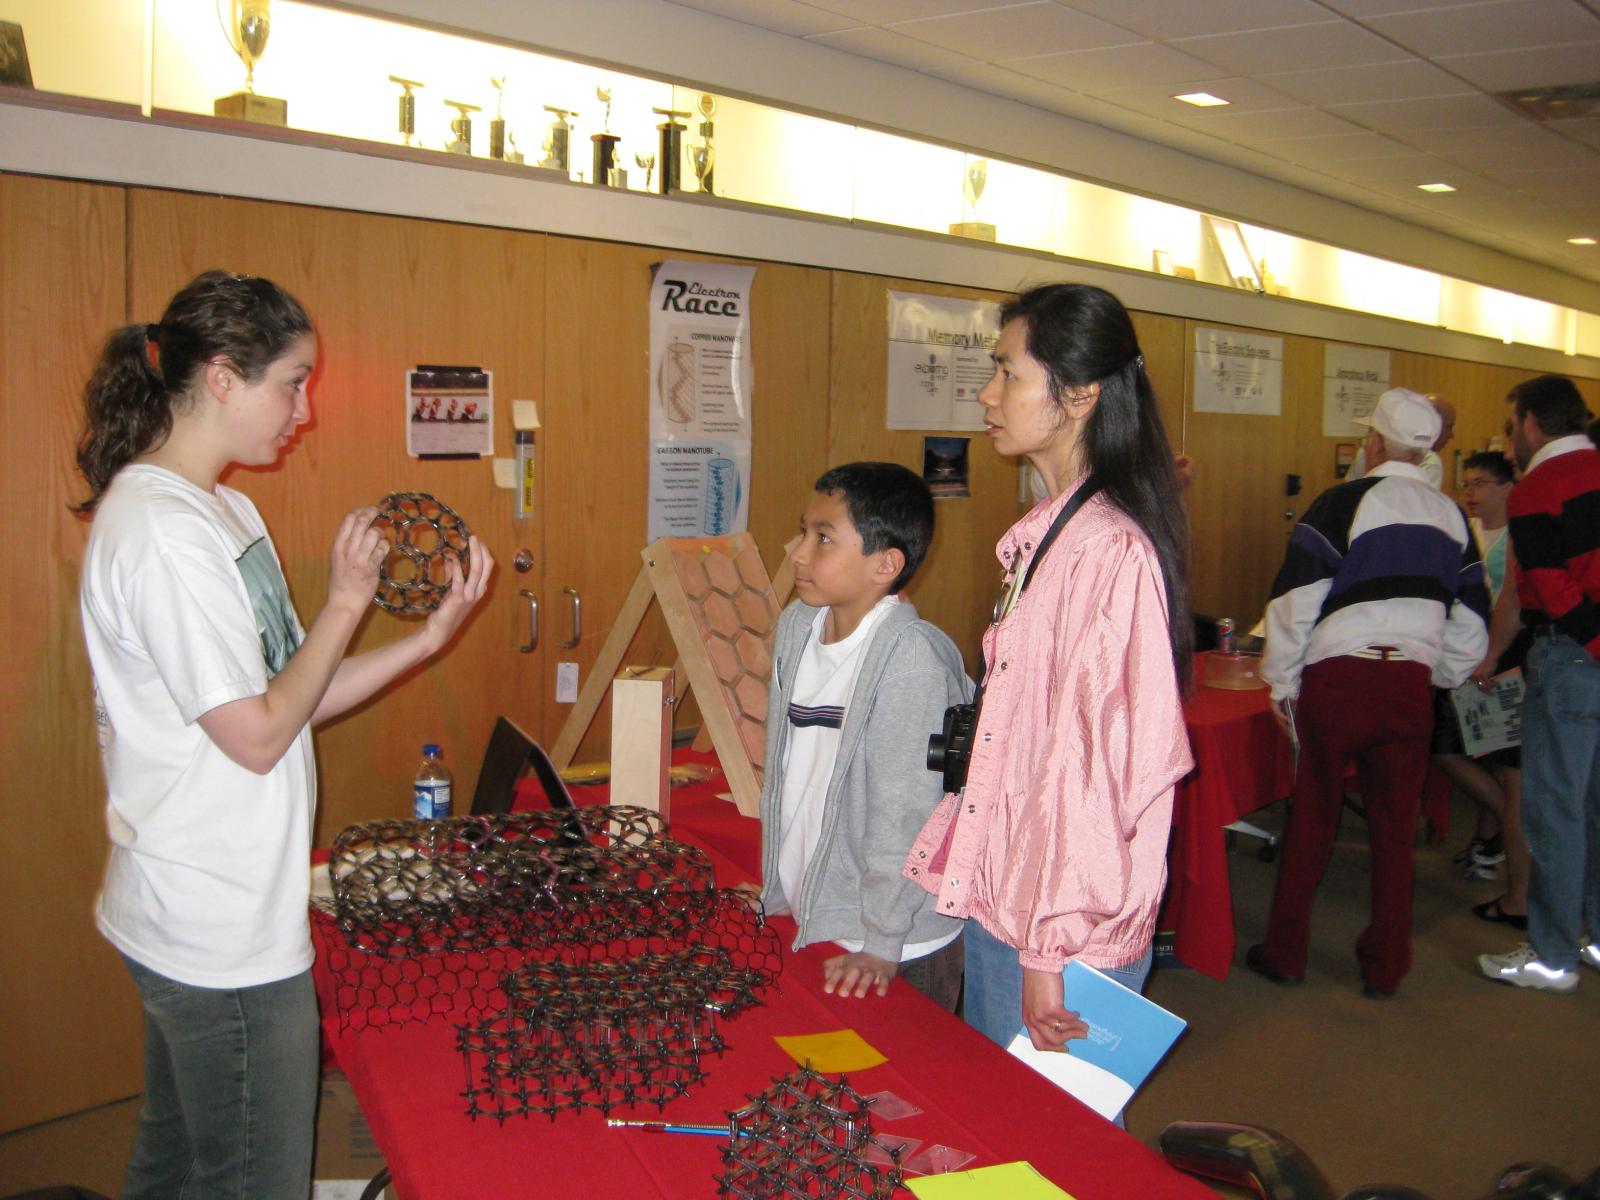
1097, 75, 1304, 117
1553, 116, 1600, 148
1361, 0, 1600, 57
1170, 21, 1412, 74
807, 0, 1017, 20
804, 26, 984, 72
1258, 59, 1472, 106
1316, 0, 1508, 14
1005, 40, 1225, 90
1330, 153, 1472, 182
1169, 105, 1366, 141
888, 3, 1142, 58
1329, 92, 1524, 132
665, 0, 863, 36
1435, 42, 1600, 90
1054, 0, 1330, 41
1254, 130, 1427, 161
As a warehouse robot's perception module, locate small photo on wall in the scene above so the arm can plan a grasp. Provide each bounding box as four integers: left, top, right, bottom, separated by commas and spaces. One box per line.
922, 436, 970, 499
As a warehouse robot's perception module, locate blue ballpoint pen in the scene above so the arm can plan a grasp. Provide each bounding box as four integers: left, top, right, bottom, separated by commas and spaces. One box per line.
606, 1118, 744, 1138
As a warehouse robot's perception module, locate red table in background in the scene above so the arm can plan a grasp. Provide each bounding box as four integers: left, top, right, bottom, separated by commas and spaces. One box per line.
313, 803, 1215, 1200
1159, 656, 1453, 980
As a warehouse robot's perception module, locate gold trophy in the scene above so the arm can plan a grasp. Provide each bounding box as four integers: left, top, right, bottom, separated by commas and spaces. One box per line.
213, 0, 286, 126
949, 156, 995, 241
444, 99, 480, 156
691, 92, 716, 195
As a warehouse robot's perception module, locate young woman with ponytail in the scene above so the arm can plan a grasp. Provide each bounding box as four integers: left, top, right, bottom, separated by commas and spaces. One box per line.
905, 284, 1193, 1083
75, 270, 493, 1196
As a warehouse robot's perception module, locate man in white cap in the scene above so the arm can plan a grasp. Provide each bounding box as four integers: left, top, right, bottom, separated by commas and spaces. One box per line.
1343, 391, 1456, 487
1252, 387, 1489, 996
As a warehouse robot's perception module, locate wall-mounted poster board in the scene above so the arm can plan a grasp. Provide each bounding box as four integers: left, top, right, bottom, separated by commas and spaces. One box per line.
1322, 344, 1391, 437
1193, 328, 1282, 416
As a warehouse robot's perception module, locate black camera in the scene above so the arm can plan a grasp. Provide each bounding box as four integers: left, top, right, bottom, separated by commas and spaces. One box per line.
927, 702, 978, 794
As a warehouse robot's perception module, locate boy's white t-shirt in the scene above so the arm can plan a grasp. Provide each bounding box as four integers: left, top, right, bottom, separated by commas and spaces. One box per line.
775, 597, 957, 963
80, 465, 316, 988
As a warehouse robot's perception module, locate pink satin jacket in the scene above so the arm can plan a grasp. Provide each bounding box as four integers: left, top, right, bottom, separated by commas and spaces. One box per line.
904, 481, 1193, 973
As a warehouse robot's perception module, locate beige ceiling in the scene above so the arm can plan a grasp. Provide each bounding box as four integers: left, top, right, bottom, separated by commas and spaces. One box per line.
668, 0, 1600, 285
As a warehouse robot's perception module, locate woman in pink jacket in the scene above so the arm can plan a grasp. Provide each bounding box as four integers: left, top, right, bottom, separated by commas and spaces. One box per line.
906, 283, 1193, 1059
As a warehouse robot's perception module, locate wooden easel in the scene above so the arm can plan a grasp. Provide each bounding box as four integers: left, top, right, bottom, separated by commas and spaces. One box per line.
549, 534, 795, 818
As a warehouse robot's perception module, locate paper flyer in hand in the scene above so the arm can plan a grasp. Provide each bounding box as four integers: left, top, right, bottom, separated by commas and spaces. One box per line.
1005, 961, 1186, 1121
1449, 668, 1523, 757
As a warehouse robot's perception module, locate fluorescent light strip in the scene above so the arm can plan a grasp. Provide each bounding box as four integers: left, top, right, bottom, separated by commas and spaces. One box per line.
1417, 182, 1456, 193
1174, 92, 1229, 107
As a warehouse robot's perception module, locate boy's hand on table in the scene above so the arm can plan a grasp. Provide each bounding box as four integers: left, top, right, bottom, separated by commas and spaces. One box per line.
822, 952, 897, 998
729, 881, 764, 912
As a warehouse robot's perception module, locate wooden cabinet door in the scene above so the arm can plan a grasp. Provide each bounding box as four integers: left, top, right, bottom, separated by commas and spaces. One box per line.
539, 237, 829, 759
1184, 320, 1317, 628
127, 192, 548, 838
0, 173, 143, 1130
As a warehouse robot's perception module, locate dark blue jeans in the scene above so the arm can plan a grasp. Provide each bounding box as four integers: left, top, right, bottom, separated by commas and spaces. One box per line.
120, 954, 319, 1199
1521, 633, 1600, 970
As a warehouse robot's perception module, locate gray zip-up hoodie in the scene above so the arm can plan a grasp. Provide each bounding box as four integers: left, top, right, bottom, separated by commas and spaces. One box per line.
758, 598, 973, 961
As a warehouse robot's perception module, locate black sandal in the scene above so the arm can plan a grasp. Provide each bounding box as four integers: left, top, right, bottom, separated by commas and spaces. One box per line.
1472, 896, 1528, 931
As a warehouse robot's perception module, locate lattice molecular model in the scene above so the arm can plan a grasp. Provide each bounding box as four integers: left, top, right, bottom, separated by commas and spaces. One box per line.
327, 806, 717, 957
458, 938, 780, 1121
664, 536, 780, 775
718, 1068, 903, 1200
371, 491, 472, 614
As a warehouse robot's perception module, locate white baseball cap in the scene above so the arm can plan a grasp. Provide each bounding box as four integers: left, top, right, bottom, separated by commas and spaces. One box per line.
1355, 387, 1440, 451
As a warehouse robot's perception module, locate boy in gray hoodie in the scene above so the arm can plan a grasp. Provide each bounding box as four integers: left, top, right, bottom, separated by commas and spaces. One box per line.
755, 462, 972, 1011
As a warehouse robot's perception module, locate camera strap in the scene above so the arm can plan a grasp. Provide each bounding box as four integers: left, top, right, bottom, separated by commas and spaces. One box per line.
979, 473, 1103, 686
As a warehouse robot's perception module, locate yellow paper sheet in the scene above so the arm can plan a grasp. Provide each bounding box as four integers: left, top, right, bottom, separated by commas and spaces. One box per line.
772, 1028, 886, 1073
905, 1161, 1075, 1199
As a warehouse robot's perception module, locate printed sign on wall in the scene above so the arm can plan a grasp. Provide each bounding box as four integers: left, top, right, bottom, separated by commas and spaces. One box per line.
647, 260, 756, 540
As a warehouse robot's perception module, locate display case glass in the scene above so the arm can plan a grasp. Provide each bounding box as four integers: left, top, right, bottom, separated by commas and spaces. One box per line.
1, 0, 1594, 356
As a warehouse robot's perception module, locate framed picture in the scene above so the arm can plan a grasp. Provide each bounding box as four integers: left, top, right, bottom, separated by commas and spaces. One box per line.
0, 22, 32, 89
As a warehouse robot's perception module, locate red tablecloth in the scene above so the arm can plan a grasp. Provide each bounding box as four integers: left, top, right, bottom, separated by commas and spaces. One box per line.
314, 796, 1214, 1199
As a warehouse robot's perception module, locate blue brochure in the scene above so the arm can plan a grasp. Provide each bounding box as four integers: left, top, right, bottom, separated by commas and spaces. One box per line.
1005, 960, 1186, 1120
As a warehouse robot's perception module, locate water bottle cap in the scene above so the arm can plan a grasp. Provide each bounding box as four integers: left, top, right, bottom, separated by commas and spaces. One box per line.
423, 743, 441, 757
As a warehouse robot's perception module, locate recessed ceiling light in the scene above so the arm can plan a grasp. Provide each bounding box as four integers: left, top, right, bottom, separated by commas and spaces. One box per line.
1174, 92, 1229, 107
1417, 182, 1457, 193
1569, 236, 1597, 246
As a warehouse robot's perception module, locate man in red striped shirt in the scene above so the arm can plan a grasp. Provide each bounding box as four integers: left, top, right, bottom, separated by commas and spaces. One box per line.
1479, 374, 1600, 993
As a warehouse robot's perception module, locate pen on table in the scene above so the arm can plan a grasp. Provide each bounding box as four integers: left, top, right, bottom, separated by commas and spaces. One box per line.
606, 1119, 743, 1138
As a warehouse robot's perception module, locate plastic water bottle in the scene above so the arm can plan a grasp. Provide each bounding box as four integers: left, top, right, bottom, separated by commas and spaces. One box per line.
1217, 617, 1236, 656
413, 744, 453, 820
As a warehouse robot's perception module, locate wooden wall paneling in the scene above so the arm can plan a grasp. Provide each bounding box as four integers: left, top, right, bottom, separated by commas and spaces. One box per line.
540, 237, 829, 760
826, 272, 1021, 675
1130, 310, 1188, 456
126, 191, 548, 840
0, 174, 143, 1129
1185, 321, 1316, 627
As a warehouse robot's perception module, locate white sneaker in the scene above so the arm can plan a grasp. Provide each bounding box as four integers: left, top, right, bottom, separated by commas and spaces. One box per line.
1581, 941, 1600, 971
1478, 943, 1579, 993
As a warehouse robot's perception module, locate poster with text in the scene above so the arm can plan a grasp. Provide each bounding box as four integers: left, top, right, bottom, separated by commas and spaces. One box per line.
886, 291, 1000, 431
648, 260, 756, 540
1322, 344, 1391, 437
1193, 328, 1283, 416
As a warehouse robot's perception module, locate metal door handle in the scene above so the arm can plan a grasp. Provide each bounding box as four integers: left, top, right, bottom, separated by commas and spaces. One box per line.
560, 586, 581, 649
517, 589, 538, 653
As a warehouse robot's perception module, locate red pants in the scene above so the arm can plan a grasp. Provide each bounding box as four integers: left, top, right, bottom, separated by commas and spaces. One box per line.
1261, 655, 1433, 992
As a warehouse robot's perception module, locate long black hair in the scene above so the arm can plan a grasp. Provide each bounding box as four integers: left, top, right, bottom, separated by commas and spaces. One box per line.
1001, 283, 1193, 687
73, 270, 312, 512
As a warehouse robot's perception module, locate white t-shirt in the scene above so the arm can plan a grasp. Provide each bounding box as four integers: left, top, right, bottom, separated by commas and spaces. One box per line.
1471, 519, 1509, 605
775, 598, 956, 962
80, 465, 316, 988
